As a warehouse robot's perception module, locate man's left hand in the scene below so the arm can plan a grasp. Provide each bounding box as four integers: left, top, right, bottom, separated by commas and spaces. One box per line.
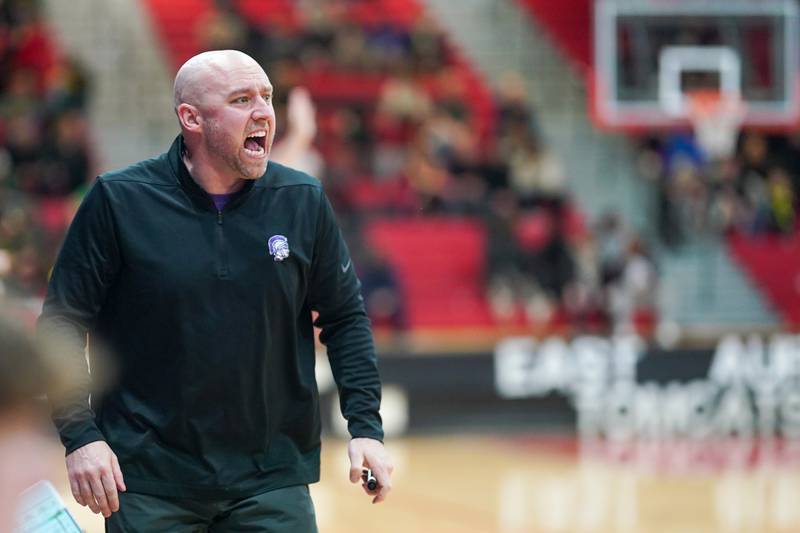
348, 438, 394, 504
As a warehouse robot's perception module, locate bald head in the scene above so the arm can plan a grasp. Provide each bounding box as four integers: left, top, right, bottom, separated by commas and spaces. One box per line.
173, 49, 276, 184
173, 50, 264, 111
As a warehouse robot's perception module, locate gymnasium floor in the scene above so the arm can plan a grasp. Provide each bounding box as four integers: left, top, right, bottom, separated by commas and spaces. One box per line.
48, 435, 800, 532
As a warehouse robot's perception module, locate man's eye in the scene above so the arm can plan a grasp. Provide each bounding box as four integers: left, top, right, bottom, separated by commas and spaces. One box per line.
234, 96, 249, 104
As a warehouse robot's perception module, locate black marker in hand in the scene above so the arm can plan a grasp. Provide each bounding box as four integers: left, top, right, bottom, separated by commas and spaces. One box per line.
362, 468, 379, 492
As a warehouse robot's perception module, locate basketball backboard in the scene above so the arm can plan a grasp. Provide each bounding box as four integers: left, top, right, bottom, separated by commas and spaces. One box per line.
593, 0, 800, 130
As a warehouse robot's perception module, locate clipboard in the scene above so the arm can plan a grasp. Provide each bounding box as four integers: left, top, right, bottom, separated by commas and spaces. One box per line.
15, 480, 82, 533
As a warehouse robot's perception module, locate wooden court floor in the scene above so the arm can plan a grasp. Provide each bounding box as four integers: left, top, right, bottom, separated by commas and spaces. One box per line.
45, 435, 800, 532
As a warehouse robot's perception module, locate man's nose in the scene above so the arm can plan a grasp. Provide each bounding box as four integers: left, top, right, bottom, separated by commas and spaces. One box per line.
252, 95, 272, 120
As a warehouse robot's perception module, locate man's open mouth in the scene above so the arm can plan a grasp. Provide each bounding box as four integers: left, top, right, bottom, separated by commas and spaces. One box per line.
243, 131, 267, 156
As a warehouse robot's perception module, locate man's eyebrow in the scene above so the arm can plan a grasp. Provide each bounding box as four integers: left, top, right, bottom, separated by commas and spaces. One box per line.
227, 86, 274, 98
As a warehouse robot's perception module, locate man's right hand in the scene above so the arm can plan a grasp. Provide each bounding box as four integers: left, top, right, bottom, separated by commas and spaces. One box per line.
65, 441, 126, 518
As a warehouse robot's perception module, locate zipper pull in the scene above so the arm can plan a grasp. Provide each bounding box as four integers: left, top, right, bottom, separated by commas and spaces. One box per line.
217, 210, 223, 225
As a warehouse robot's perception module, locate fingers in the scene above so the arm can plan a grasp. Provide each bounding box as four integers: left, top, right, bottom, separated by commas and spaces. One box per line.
348, 446, 365, 484
368, 462, 393, 504
74, 471, 116, 516
348, 439, 395, 503
67, 448, 123, 517
69, 477, 83, 506
89, 475, 112, 517
102, 471, 120, 513
78, 477, 99, 514
112, 453, 127, 492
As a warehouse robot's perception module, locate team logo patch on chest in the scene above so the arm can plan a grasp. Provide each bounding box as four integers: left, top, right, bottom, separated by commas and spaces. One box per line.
268, 235, 290, 262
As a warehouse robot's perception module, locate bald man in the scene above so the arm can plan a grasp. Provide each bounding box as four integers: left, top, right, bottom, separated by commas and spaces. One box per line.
39, 50, 392, 531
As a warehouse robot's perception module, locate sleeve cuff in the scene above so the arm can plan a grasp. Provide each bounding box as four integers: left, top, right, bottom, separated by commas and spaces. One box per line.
348, 420, 384, 443
62, 426, 106, 455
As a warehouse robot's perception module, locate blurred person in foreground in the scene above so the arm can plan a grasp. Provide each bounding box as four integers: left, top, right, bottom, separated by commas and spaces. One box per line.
0, 315, 59, 531
38, 49, 392, 531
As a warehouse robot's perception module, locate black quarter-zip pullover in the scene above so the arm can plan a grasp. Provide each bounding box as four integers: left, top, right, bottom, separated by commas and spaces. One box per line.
38, 135, 383, 499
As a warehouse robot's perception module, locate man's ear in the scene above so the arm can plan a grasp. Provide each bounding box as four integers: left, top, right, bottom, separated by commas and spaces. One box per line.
177, 103, 202, 132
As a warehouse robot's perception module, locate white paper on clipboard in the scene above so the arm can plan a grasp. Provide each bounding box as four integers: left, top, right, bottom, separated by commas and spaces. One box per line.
14, 480, 82, 533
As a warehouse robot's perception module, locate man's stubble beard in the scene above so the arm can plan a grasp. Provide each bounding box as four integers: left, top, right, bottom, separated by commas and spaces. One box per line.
204, 119, 268, 180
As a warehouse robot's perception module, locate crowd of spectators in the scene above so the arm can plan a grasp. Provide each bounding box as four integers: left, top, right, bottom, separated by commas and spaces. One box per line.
0, 0, 92, 309
639, 128, 800, 248
0, 0, 657, 335
194, 0, 657, 333
621, 18, 799, 246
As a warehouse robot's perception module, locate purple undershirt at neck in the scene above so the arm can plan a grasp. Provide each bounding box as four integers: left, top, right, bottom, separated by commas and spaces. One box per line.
209, 193, 236, 212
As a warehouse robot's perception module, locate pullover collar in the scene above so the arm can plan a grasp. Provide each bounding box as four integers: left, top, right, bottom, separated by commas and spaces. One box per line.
168, 135, 257, 213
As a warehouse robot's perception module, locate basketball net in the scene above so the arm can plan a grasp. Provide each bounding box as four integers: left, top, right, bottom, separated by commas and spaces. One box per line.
686, 89, 746, 161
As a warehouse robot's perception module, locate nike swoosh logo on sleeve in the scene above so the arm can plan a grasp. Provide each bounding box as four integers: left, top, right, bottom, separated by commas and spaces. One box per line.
341, 260, 351, 273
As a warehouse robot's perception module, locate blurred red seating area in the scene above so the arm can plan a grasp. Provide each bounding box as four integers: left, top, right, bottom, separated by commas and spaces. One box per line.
366, 218, 493, 328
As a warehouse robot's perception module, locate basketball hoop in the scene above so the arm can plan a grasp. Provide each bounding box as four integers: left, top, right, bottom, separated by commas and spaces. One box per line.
686, 89, 747, 161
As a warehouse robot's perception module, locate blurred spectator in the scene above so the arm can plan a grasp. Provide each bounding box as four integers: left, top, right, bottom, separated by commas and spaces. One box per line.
595, 211, 628, 287
0, 315, 62, 531
328, 22, 367, 71
507, 133, 567, 209
643, 118, 800, 243
44, 57, 90, 113
358, 249, 405, 330
768, 166, 795, 234
486, 190, 546, 324
36, 110, 91, 196
419, 106, 475, 174
524, 214, 575, 308
432, 67, 469, 122
739, 132, 770, 180
608, 237, 657, 333
271, 87, 325, 177
4, 241, 47, 298
708, 182, 743, 235
365, 23, 410, 71
0, 68, 39, 117
496, 71, 538, 143
562, 234, 607, 332
196, 8, 247, 51
485, 190, 594, 327
408, 14, 445, 73
372, 70, 431, 179
376, 68, 432, 124
404, 141, 448, 212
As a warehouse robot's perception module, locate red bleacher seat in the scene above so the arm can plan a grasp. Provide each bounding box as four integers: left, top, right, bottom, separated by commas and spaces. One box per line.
235, 0, 300, 29
143, 0, 214, 68
366, 218, 494, 328
728, 234, 800, 327
346, 0, 424, 27
517, 0, 592, 72
301, 70, 387, 103
348, 178, 417, 212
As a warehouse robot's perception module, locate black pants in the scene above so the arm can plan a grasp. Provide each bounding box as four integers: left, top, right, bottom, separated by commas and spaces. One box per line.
105, 485, 318, 532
